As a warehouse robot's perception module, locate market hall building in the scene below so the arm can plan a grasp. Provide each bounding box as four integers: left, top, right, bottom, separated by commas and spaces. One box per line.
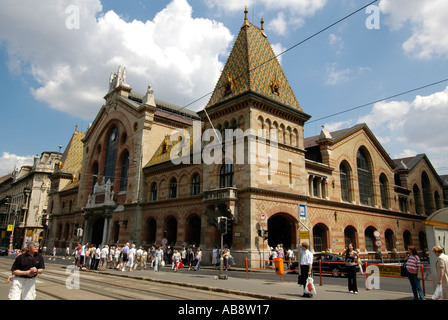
42, 11, 447, 266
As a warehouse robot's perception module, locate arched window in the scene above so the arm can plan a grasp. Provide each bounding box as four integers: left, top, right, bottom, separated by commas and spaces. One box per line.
340, 162, 351, 202
357, 149, 372, 206
379, 174, 389, 209
413, 184, 422, 215
220, 163, 234, 188
91, 162, 99, 194
403, 230, 412, 250
435, 191, 442, 211
169, 178, 177, 199
385, 229, 395, 251
150, 182, 157, 201
364, 226, 376, 251
191, 173, 201, 195
421, 172, 431, 216
103, 126, 119, 183
119, 150, 129, 191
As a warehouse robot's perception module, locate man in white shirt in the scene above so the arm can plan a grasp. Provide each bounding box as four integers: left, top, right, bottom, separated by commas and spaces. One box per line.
154, 246, 164, 272
298, 242, 314, 298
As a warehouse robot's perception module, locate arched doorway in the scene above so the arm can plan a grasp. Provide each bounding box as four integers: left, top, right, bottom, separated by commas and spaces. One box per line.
146, 218, 157, 245
164, 216, 177, 246
91, 217, 105, 246
267, 213, 296, 249
186, 215, 201, 246
313, 223, 329, 252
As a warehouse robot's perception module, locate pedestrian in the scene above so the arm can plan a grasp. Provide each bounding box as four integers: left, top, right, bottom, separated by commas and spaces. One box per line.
100, 245, 109, 270
128, 244, 136, 271
65, 246, 70, 260
172, 249, 181, 272
121, 242, 130, 271
181, 246, 187, 266
134, 246, 143, 270
194, 247, 202, 271
93, 245, 101, 270
212, 246, 218, 266
142, 248, 148, 270
51, 247, 56, 260
342, 243, 359, 294
80, 243, 88, 270
114, 246, 121, 269
187, 246, 195, 270
405, 245, 425, 300
432, 245, 448, 299
154, 245, 164, 272
8, 241, 45, 300
224, 248, 231, 271
298, 242, 313, 298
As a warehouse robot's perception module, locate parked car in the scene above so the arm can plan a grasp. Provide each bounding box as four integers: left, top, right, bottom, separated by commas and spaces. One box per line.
0, 247, 8, 256
312, 253, 348, 277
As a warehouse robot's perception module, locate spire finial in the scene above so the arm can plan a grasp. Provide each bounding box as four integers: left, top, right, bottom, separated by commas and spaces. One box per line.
242, 7, 250, 28
261, 18, 264, 30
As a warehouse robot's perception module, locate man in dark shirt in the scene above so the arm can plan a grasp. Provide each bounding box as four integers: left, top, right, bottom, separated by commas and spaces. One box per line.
9, 241, 45, 300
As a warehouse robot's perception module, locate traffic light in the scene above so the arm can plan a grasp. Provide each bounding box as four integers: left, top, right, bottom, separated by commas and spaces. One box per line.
218, 216, 227, 235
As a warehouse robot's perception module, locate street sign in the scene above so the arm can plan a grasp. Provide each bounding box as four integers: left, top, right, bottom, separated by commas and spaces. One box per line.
260, 213, 266, 221
299, 231, 310, 240
299, 204, 307, 224
7, 225, 13, 231
373, 231, 381, 239
375, 240, 383, 247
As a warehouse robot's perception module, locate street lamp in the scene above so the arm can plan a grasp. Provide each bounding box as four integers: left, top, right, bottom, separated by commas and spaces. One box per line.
5, 202, 19, 253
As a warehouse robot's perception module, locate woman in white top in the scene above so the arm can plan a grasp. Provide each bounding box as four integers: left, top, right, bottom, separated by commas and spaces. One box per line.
114, 247, 121, 269
172, 249, 181, 272
128, 244, 136, 271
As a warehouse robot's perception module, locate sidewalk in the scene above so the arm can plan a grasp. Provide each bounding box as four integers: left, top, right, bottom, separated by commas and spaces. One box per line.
87, 264, 415, 300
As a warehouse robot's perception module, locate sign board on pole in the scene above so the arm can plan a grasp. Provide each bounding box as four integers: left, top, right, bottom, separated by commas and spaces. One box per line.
373, 231, 381, 238
7, 224, 13, 232
299, 204, 307, 224
299, 231, 310, 240
260, 213, 266, 221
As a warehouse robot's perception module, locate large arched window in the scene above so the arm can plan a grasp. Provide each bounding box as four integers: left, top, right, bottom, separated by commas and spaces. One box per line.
119, 150, 129, 191
169, 178, 177, 199
220, 163, 234, 188
340, 162, 351, 202
413, 184, 422, 215
379, 173, 389, 209
421, 172, 431, 216
357, 149, 372, 206
191, 173, 201, 195
103, 126, 119, 183
364, 226, 377, 252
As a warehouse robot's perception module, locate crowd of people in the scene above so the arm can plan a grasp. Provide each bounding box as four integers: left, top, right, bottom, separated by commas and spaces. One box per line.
62, 242, 234, 273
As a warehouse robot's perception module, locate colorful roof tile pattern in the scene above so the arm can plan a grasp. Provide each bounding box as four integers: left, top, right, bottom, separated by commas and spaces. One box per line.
59, 129, 85, 174
206, 16, 302, 111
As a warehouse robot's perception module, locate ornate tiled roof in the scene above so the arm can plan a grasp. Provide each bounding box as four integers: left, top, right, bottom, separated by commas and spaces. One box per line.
59, 127, 85, 175
206, 11, 302, 111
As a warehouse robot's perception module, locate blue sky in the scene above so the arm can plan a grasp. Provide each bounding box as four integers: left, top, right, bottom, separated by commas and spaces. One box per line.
1, 0, 448, 176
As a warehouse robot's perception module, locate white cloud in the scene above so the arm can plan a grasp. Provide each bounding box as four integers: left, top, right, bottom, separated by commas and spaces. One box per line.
393, 149, 418, 159
356, 86, 448, 156
322, 120, 353, 133
0, 0, 234, 119
325, 63, 371, 85
357, 100, 411, 130
0, 152, 34, 177
380, 0, 448, 59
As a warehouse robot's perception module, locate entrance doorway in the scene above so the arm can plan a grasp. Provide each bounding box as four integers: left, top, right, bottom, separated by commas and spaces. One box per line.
91, 217, 105, 245
267, 213, 296, 249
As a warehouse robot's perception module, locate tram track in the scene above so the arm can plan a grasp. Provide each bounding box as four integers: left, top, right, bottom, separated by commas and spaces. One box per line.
0, 259, 255, 300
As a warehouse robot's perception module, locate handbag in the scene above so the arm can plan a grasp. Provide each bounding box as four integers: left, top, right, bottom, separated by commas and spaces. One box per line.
400, 262, 407, 277
304, 276, 316, 295
161, 260, 165, 267
432, 284, 443, 300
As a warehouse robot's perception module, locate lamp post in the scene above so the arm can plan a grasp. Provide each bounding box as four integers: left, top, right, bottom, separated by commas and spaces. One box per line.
6, 202, 19, 253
